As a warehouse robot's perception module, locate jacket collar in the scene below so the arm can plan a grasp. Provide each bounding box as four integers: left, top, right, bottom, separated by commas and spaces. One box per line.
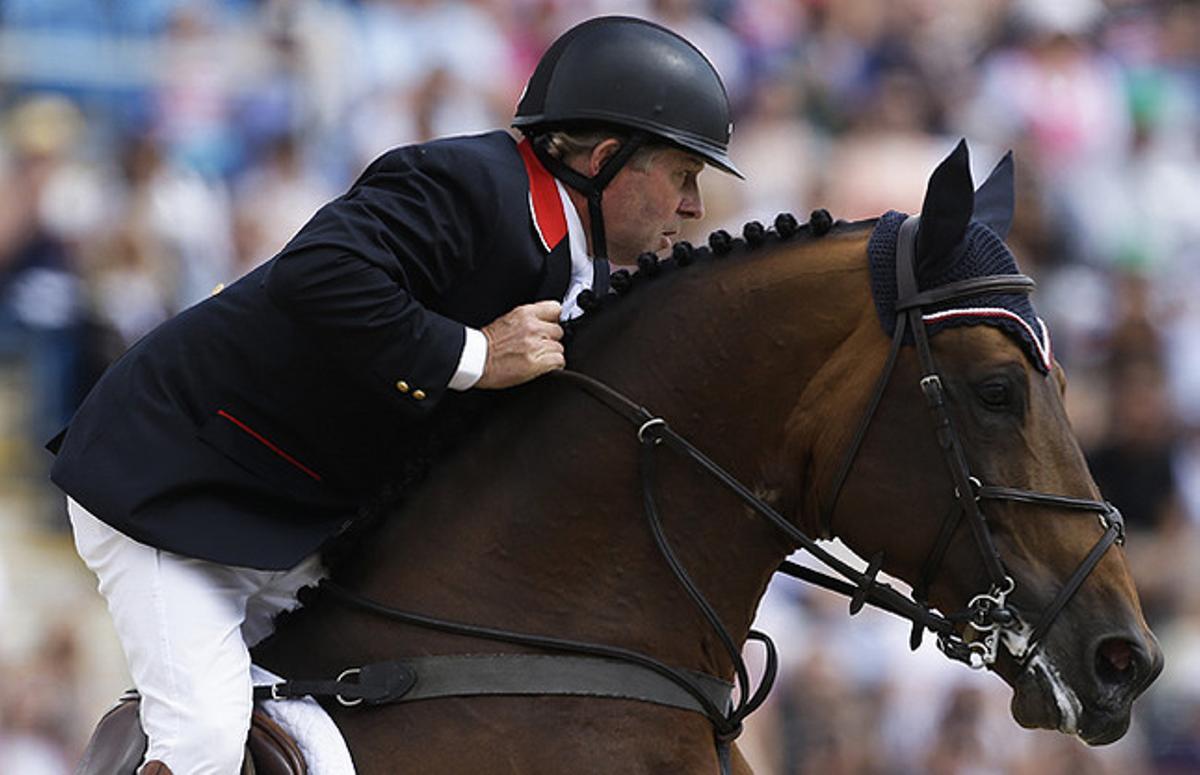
517, 138, 568, 252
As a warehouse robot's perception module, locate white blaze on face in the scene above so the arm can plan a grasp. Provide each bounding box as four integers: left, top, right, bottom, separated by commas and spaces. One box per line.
1028, 651, 1083, 735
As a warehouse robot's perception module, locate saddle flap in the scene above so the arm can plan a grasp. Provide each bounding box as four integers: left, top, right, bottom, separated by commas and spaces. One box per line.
75, 694, 308, 775
75, 696, 145, 775
248, 709, 308, 775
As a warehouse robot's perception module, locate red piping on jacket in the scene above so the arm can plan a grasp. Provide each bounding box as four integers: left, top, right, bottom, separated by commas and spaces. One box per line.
216, 410, 323, 482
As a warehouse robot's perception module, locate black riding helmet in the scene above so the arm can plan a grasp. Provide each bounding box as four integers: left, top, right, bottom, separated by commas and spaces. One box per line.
513, 16, 741, 267
514, 15, 741, 177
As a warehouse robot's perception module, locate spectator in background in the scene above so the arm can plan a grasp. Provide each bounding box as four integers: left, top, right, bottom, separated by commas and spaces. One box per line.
815, 62, 949, 220
349, 0, 513, 164
650, 0, 747, 102
153, 4, 242, 178
0, 622, 85, 775
84, 130, 233, 357
0, 96, 88, 471
243, 0, 362, 173
1087, 273, 1183, 538
922, 686, 991, 775
724, 64, 818, 227
232, 133, 335, 274
1148, 588, 1200, 773
965, 0, 1130, 180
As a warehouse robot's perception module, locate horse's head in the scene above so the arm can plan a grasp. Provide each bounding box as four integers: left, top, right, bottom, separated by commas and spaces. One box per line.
803, 141, 1162, 744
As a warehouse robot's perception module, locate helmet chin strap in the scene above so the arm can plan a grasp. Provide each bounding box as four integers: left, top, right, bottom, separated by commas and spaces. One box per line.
530, 132, 648, 270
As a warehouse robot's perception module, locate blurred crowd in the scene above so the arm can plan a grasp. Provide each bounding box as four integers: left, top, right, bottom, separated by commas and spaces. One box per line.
2, 0, 1200, 772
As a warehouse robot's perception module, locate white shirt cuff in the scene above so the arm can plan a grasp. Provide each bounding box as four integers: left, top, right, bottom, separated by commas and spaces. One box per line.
448, 327, 487, 391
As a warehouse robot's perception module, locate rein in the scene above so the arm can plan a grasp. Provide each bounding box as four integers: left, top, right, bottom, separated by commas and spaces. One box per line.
290, 360, 977, 771
272, 219, 1124, 770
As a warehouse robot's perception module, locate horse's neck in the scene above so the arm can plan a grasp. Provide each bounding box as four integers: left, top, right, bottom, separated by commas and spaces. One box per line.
266, 229, 876, 682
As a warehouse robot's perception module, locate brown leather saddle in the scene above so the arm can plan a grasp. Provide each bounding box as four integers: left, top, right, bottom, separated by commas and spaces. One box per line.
75, 693, 308, 775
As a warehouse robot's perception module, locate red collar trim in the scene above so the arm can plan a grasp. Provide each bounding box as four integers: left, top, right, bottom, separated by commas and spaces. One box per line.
517, 138, 567, 252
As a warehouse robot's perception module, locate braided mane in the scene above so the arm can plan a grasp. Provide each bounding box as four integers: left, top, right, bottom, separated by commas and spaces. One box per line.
564, 209, 841, 336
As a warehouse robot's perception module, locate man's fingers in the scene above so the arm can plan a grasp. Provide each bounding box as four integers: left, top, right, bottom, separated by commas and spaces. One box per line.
536, 343, 566, 369
527, 300, 563, 321
476, 302, 566, 389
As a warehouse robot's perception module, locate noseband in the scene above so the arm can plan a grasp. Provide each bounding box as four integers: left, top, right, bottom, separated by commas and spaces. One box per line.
820, 215, 1125, 668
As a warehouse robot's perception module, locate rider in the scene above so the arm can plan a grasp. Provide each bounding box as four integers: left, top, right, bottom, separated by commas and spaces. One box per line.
50, 15, 741, 775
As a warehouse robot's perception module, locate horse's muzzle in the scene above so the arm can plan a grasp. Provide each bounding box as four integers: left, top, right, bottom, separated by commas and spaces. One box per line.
1010, 626, 1163, 745
1079, 631, 1164, 744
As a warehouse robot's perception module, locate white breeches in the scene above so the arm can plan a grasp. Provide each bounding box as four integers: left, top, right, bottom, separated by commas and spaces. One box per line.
68, 498, 326, 775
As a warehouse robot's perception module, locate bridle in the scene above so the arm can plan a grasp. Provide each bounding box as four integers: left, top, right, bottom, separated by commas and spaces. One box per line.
304, 215, 1126, 771
819, 215, 1125, 668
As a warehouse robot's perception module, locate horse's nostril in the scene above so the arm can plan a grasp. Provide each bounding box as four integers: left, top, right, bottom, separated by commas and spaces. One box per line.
1095, 637, 1138, 686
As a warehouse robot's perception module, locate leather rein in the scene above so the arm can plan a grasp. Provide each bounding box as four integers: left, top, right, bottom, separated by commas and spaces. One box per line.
276, 216, 1124, 770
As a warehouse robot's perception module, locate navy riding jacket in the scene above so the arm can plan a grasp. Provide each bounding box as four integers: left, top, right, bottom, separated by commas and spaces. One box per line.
49, 131, 574, 570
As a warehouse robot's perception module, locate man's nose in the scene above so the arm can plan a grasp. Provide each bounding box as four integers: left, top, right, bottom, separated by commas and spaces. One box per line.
679, 191, 704, 220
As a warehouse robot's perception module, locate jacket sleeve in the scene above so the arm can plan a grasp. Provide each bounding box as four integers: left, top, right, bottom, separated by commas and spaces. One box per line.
263, 143, 502, 413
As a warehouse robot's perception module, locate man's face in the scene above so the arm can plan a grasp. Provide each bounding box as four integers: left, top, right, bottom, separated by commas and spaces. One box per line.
600, 147, 705, 266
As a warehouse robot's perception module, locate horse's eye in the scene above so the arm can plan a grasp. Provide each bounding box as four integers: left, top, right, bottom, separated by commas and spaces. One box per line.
977, 380, 1012, 409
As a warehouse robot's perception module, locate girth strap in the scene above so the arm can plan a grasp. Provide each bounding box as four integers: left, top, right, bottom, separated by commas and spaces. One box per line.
255, 653, 732, 716
254, 661, 415, 706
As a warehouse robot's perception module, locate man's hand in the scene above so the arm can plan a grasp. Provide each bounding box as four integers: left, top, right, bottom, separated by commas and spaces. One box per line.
476, 301, 564, 389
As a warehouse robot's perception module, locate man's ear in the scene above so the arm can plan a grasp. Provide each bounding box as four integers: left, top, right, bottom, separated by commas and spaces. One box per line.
588, 138, 622, 176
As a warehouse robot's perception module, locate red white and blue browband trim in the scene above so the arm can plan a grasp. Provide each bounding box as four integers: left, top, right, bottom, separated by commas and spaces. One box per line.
922, 308, 1053, 372
867, 210, 1052, 374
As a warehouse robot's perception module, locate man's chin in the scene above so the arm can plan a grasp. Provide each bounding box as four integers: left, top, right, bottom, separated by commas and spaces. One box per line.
609, 235, 675, 268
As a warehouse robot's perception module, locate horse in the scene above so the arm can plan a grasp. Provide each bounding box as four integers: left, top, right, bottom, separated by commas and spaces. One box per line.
244, 141, 1162, 774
